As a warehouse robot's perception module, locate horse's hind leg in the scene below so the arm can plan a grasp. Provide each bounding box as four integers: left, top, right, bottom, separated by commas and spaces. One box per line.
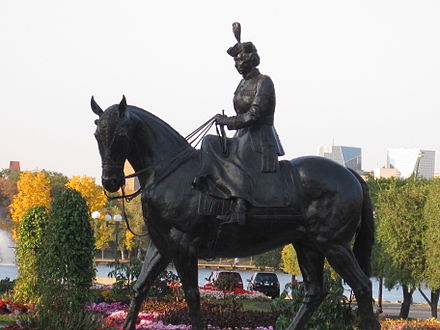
325, 243, 380, 330
124, 241, 170, 330
287, 243, 325, 330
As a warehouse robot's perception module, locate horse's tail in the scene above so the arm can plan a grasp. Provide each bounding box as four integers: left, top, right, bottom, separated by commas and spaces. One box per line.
349, 169, 374, 278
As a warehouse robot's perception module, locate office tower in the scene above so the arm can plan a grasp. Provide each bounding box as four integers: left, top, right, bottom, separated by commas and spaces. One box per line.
318, 145, 362, 170
387, 148, 435, 179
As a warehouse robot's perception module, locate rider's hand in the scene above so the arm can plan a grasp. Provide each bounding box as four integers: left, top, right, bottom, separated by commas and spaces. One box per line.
215, 114, 228, 125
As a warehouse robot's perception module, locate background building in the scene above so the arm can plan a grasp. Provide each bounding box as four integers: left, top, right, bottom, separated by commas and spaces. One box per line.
9, 161, 20, 171
387, 148, 435, 179
373, 167, 400, 179
318, 145, 362, 170
123, 161, 140, 193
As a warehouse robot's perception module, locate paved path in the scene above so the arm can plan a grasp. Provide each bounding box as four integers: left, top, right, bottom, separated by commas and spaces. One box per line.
380, 303, 438, 319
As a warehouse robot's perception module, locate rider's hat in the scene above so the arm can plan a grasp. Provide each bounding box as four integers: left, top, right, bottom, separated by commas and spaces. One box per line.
226, 22, 258, 57
227, 42, 257, 57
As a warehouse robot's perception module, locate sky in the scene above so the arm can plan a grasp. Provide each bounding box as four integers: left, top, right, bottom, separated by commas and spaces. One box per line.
1, 0, 440, 182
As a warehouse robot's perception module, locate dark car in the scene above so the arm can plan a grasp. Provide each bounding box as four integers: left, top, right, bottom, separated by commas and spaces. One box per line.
204, 271, 244, 290
247, 272, 280, 298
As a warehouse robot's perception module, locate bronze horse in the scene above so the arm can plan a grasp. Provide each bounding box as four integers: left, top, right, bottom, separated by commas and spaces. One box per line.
91, 96, 379, 330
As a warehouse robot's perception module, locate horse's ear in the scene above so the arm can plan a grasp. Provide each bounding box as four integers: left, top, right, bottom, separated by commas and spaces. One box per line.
91, 96, 103, 116
118, 95, 127, 118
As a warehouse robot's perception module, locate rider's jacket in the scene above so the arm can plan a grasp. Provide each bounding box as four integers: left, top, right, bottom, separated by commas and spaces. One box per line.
223, 68, 284, 172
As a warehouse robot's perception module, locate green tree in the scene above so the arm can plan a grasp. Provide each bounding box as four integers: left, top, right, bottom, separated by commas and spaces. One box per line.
124, 198, 147, 255
0, 168, 20, 182
422, 178, 440, 317
253, 247, 282, 270
43, 170, 68, 198
376, 179, 427, 318
0, 177, 17, 231
40, 188, 96, 314
14, 206, 48, 303
366, 176, 405, 311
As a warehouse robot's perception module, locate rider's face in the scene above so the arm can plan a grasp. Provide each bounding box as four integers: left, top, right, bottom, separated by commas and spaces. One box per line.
234, 53, 254, 75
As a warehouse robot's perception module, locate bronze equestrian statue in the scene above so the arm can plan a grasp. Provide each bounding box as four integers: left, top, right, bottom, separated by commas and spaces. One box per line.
91, 23, 379, 330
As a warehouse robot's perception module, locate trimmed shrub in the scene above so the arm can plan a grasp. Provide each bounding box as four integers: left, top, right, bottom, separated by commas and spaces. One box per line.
13, 206, 48, 303
39, 188, 96, 313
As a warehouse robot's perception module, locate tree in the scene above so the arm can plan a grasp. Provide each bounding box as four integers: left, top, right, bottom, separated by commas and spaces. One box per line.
376, 180, 427, 318
65, 175, 106, 212
9, 171, 51, 240
366, 176, 405, 312
281, 244, 301, 291
253, 247, 282, 270
66, 175, 110, 253
124, 197, 149, 258
43, 170, 68, 198
422, 178, 440, 318
0, 178, 17, 230
40, 188, 95, 313
0, 168, 20, 182
14, 206, 48, 303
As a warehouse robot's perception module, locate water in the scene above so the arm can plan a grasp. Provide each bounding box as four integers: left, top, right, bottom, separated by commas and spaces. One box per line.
0, 264, 432, 304
0, 231, 15, 265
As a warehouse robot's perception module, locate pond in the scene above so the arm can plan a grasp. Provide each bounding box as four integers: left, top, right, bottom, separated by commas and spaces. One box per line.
0, 264, 432, 304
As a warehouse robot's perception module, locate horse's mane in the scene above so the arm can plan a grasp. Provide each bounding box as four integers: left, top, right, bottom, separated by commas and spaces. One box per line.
127, 105, 189, 147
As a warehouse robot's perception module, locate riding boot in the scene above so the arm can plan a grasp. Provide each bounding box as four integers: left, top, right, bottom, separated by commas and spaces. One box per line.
217, 198, 247, 225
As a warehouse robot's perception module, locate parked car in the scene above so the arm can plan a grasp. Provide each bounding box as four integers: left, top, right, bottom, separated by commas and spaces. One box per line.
203, 271, 244, 290
247, 272, 280, 298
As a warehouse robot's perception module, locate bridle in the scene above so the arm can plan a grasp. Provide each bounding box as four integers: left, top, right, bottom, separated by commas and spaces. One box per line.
103, 115, 227, 237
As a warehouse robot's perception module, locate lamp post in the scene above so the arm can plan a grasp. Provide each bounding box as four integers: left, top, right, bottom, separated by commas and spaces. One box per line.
91, 211, 123, 262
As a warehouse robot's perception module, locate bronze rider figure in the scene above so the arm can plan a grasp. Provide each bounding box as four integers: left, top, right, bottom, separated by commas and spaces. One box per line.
215, 22, 284, 224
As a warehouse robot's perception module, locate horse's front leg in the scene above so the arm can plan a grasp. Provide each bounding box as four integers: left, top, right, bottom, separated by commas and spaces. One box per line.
173, 235, 204, 329
124, 241, 170, 330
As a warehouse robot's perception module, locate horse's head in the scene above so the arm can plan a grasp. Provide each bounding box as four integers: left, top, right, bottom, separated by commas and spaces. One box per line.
91, 95, 132, 192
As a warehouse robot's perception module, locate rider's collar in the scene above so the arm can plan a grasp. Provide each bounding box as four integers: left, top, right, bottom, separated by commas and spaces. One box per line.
243, 68, 260, 80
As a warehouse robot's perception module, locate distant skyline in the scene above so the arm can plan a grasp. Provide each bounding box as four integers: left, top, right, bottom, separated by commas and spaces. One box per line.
1, 1, 440, 182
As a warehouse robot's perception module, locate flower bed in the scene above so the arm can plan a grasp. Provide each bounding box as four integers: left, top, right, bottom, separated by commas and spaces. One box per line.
0, 300, 29, 316
86, 300, 278, 329
5, 295, 440, 329
199, 287, 269, 300
380, 317, 440, 329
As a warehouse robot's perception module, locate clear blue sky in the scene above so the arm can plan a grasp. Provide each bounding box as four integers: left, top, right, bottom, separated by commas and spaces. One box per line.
1, 0, 439, 181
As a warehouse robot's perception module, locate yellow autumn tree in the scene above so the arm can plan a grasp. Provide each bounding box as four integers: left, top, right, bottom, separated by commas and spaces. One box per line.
281, 244, 301, 276
282, 244, 338, 284
65, 176, 107, 212
9, 171, 51, 240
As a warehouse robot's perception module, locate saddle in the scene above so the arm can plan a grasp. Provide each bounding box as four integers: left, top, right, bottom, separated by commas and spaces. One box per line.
194, 135, 301, 218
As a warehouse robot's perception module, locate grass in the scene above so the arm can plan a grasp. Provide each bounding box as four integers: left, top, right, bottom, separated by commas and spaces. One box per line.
0, 313, 15, 326
243, 300, 272, 312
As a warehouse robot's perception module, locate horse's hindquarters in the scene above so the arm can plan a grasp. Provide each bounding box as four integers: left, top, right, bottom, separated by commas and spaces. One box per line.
289, 156, 364, 243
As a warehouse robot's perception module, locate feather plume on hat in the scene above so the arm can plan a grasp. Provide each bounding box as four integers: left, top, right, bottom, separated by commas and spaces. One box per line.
227, 22, 257, 57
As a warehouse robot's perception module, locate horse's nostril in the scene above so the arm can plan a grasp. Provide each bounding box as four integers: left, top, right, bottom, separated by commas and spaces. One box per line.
102, 176, 121, 193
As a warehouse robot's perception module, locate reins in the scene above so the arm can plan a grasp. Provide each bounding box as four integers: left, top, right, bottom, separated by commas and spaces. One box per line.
104, 115, 225, 237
